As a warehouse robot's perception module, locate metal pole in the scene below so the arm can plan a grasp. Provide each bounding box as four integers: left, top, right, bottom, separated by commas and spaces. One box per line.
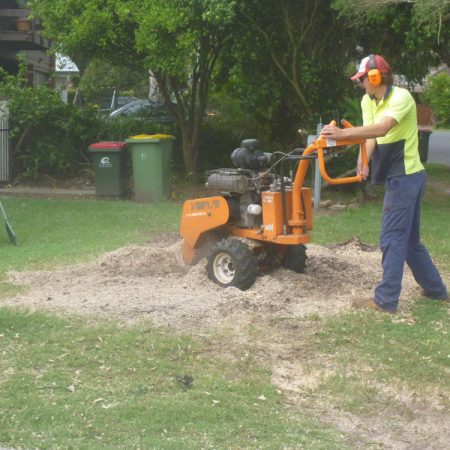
313, 158, 321, 211
313, 119, 323, 211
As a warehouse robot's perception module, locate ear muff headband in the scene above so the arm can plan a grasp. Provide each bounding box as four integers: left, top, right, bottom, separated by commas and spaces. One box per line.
367, 54, 382, 86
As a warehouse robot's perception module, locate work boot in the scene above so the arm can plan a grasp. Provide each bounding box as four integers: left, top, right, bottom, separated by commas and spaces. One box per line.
420, 290, 450, 303
352, 297, 397, 314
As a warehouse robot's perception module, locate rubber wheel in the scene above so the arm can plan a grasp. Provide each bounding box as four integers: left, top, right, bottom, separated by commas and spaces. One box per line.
207, 238, 257, 290
282, 244, 307, 273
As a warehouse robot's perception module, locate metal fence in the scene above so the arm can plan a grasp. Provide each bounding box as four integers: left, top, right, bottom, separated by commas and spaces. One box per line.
0, 118, 10, 184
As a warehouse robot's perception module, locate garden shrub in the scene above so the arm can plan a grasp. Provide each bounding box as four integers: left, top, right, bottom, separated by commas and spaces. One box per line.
197, 93, 281, 175
0, 57, 180, 183
0, 59, 99, 181
424, 72, 450, 128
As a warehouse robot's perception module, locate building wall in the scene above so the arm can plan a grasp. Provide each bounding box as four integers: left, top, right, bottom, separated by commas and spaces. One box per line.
0, 6, 52, 87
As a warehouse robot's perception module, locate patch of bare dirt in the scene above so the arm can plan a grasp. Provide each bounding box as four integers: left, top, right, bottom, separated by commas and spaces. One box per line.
272, 360, 450, 450
2, 237, 449, 449
3, 237, 421, 328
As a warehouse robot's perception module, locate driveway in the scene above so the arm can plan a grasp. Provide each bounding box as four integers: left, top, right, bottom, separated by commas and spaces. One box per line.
427, 130, 450, 166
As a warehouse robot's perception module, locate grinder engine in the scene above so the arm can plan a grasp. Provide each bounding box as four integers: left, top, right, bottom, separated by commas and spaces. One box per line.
205, 139, 279, 228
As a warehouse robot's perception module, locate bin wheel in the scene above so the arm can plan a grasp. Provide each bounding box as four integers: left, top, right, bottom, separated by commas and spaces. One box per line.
282, 244, 307, 273
207, 238, 257, 290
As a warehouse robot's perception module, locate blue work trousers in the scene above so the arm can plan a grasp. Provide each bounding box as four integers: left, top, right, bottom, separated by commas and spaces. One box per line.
374, 171, 448, 310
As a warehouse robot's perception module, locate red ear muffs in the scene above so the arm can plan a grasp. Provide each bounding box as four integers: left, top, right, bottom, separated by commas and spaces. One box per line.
367, 54, 382, 86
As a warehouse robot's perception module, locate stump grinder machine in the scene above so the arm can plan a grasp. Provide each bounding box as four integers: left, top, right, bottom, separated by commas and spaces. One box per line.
180, 119, 368, 290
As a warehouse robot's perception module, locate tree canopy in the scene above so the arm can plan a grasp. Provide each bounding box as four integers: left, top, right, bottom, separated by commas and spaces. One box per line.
28, 0, 449, 173
30, 0, 238, 172
332, 0, 450, 70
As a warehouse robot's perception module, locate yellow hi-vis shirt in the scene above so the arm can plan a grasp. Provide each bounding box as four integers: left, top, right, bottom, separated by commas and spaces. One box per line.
361, 85, 424, 184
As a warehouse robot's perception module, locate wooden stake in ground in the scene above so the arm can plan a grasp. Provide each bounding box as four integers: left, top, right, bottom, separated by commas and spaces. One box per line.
0, 200, 18, 245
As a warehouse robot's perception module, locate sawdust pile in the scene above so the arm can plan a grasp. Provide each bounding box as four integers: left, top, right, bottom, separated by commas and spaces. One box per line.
4, 237, 424, 329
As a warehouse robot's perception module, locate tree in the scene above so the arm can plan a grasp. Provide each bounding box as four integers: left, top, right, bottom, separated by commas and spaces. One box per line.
332, 0, 450, 72
213, 0, 361, 146
78, 58, 149, 106
424, 72, 450, 127
30, 0, 238, 173
135, 0, 238, 173
238, 0, 356, 120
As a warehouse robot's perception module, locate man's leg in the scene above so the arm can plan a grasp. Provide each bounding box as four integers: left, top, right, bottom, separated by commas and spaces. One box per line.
374, 175, 417, 311
406, 172, 448, 300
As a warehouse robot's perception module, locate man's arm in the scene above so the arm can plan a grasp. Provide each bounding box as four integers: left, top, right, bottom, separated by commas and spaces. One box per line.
321, 116, 397, 140
322, 116, 397, 179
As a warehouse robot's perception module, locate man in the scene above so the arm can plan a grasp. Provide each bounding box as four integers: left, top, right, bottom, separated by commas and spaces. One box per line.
321, 54, 448, 313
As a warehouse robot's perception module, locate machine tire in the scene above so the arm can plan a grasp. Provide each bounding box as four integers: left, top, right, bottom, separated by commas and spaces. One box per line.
282, 244, 307, 273
207, 238, 257, 290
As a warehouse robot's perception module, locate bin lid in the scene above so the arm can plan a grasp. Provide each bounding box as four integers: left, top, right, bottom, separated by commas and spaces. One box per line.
89, 141, 128, 151
126, 133, 174, 143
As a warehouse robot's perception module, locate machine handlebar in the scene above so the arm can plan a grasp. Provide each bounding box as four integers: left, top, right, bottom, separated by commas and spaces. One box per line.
307, 118, 368, 185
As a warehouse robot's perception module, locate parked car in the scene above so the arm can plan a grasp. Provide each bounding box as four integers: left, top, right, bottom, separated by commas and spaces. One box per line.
97, 95, 142, 113
115, 96, 142, 109
109, 99, 173, 122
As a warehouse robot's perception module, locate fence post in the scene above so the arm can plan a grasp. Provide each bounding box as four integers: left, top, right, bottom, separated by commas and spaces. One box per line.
0, 100, 11, 185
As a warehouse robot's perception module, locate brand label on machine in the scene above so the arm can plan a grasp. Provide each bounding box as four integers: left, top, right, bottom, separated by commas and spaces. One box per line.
186, 199, 221, 217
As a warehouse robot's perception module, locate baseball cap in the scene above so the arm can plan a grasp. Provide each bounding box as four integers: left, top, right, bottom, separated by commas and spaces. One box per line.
351, 55, 391, 80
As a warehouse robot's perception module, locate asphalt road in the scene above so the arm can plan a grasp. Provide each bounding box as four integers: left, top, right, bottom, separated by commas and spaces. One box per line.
427, 130, 450, 166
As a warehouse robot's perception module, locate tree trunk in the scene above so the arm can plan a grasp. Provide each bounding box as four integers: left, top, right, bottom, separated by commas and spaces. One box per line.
179, 123, 200, 175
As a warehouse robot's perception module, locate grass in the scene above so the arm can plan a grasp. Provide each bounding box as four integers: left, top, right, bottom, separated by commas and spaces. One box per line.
0, 310, 347, 449
0, 198, 180, 273
0, 162, 449, 448
314, 162, 450, 270
0, 197, 181, 297
293, 298, 450, 428
316, 300, 450, 391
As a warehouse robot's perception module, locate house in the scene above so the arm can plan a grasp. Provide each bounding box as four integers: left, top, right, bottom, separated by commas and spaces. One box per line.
0, 0, 52, 86
55, 53, 79, 104
0, 1, 53, 184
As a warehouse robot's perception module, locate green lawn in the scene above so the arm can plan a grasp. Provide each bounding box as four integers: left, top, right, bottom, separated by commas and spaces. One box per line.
0, 310, 347, 450
0, 162, 449, 449
0, 198, 180, 274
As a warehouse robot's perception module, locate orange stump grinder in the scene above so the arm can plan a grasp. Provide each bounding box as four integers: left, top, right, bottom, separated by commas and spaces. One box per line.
180, 120, 368, 290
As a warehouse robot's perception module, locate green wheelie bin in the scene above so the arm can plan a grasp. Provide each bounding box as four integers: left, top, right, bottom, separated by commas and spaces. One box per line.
126, 134, 174, 202
88, 141, 128, 198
